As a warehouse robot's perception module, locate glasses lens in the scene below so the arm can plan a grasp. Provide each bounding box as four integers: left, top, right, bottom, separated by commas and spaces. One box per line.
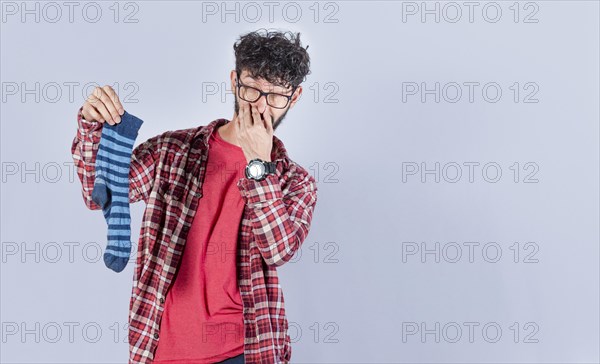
240, 86, 260, 102
268, 94, 289, 109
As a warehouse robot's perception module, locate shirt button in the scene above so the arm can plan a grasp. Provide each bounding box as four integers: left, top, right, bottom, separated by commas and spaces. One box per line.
159, 297, 164, 304
154, 333, 159, 340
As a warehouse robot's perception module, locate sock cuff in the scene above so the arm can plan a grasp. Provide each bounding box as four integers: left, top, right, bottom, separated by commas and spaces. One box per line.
112, 110, 144, 138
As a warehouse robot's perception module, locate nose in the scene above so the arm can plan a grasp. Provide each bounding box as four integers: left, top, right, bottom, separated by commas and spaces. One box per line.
254, 95, 269, 114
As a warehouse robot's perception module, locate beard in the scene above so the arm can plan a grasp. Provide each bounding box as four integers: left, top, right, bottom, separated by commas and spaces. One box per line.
234, 97, 290, 131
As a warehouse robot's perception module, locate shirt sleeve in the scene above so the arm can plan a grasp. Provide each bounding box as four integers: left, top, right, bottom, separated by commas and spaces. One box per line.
70, 106, 162, 210
237, 166, 318, 267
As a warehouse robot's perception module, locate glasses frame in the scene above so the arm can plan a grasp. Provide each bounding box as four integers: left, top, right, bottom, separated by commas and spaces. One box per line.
235, 71, 298, 109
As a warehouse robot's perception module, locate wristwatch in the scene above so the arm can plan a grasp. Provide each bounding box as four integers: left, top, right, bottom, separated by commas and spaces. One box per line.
245, 158, 277, 181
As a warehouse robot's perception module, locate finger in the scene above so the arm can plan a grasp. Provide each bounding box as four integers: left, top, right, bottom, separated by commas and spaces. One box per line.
233, 109, 240, 135
101, 85, 122, 123
105, 85, 125, 117
90, 88, 115, 125
244, 102, 253, 129
264, 113, 273, 134
80, 105, 89, 121
81, 92, 104, 123
88, 93, 112, 125
97, 103, 114, 125
82, 102, 104, 123
251, 103, 262, 128
244, 102, 252, 128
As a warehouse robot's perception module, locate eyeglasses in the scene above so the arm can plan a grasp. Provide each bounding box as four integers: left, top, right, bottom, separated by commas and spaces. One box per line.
236, 72, 297, 109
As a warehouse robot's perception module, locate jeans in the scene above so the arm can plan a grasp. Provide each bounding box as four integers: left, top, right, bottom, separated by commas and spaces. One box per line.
215, 353, 244, 364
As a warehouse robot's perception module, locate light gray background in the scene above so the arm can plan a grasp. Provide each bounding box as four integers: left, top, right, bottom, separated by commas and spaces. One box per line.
1, 1, 599, 363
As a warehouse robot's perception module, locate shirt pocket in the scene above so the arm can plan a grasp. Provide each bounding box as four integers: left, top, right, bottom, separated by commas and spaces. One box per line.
156, 180, 184, 203
156, 182, 185, 234
165, 183, 185, 203
162, 182, 187, 216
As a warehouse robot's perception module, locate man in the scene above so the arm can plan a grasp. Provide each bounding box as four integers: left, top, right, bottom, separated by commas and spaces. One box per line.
71, 29, 317, 364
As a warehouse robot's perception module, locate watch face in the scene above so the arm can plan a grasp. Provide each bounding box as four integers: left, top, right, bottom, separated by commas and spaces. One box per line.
247, 160, 265, 178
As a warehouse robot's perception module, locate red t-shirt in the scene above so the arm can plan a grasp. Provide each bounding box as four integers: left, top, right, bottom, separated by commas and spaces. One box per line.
153, 124, 247, 363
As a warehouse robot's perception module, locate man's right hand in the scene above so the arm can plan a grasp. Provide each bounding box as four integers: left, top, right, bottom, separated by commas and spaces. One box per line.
81, 85, 125, 125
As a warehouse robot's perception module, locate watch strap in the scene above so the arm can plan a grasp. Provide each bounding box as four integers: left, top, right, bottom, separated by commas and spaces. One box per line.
265, 161, 277, 175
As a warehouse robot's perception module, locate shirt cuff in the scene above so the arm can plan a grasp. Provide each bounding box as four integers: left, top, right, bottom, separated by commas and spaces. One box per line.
76, 106, 103, 144
237, 173, 283, 206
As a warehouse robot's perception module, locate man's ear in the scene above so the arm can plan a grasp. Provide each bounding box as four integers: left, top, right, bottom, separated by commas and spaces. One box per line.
289, 86, 302, 109
230, 70, 237, 93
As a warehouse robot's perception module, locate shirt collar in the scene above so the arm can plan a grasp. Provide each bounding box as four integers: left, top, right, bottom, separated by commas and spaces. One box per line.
195, 118, 289, 162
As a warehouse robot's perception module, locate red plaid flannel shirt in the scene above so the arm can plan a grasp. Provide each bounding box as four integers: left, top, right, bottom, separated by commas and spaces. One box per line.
71, 106, 318, 363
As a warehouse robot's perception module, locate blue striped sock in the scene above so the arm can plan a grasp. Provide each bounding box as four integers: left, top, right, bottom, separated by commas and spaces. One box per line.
91, 110, 144, 273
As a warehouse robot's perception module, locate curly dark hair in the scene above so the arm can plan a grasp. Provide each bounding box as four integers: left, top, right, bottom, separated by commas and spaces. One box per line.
233, 29, 311, 90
